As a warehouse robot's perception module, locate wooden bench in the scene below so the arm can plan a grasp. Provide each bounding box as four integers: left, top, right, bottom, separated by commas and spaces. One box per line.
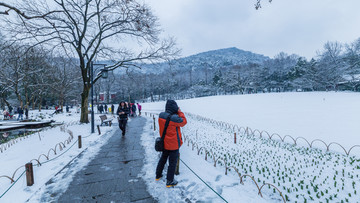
99, 115, 112, 126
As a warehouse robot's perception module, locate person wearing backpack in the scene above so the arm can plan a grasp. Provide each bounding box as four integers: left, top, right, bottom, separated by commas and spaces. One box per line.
155, 100, 187, 187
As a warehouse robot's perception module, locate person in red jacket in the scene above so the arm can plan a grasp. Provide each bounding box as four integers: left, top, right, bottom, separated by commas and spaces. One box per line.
156, 100, 187, 187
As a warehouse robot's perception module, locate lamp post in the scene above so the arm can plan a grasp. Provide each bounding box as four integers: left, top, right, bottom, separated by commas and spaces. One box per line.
90, 62, 109, 133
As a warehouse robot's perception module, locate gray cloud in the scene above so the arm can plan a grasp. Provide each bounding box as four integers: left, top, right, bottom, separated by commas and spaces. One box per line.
145, 0, 360, 59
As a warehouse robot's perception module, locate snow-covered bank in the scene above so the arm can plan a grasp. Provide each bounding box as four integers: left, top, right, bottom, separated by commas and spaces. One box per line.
141, 110, 360, 202
0, 109, 117, 202
142, 92, 360, 150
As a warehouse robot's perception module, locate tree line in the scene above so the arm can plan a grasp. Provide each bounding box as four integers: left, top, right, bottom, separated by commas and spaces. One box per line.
0, 38, 82, 111
0, 0, 177, 123
110, 39, 360, 102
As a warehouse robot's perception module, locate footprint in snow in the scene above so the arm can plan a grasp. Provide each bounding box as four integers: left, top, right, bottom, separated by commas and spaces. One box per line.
215, 175, 221, 182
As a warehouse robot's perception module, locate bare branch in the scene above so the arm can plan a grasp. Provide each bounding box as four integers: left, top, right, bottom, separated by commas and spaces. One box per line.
255, 0, 273, 10
0, 2, 63, 19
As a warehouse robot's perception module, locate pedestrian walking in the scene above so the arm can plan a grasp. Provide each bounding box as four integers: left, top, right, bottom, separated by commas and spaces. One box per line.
111, 104, 114, 115
25, 107, 29, 119
105, 104, 108, 114
131, 103, 137, 117
136, 103, 142, 116
17, 107, 24, 120
2, 109, 9, 119
155, 100, 187, 187
116, 101, 129, 136
99, 104, 104, 114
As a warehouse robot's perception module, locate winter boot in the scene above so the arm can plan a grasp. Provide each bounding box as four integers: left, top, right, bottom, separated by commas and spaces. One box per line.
155, 174, 163, 181
166, 180, 178, 188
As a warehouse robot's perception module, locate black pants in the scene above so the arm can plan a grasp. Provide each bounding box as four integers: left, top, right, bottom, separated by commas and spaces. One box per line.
156, 149, 179, 182
119, 119, 127, 135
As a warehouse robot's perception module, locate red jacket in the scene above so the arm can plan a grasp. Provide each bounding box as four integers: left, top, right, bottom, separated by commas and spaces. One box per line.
158, 111, 187, 150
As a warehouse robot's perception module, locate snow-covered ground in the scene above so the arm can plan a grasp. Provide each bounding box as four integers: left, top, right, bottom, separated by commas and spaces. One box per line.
142, 92, 360, 151
2, 92, 360, 202
0, 109, 117, 202
141, 117, 270, 202
141, 92, 360, 202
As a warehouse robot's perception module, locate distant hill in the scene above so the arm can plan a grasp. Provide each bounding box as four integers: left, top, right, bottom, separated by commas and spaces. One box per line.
178, 47, 270, 68
113, 47, 270, 74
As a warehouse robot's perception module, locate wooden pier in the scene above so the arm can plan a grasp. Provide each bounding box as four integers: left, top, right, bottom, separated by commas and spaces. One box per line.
0, 121, 52, 132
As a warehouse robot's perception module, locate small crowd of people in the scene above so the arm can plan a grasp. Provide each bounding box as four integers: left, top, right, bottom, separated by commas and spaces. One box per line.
115, 102, 142, 136
97, 103, 118, 115
2, 105, 29, 120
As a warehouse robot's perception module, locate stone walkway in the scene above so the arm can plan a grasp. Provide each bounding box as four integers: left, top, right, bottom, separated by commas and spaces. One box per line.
57, 117, 156, 203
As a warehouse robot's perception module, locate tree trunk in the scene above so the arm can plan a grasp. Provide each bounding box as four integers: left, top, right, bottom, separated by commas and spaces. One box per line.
38, 95, 42, 112
80, 85, 90, 123
32, 96, 36, 110
2, 98, 10, 110
60, 100, 64, 111
15, 89, 23, 108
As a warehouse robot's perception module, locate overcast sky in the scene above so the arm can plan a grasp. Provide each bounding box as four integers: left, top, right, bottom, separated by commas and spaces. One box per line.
144, 0, 360, 59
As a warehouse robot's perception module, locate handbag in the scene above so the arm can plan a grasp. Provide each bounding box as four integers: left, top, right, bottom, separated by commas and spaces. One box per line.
155, 114, 172, 152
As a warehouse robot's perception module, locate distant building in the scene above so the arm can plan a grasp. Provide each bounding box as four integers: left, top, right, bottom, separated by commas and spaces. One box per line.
98, 92, 116, 103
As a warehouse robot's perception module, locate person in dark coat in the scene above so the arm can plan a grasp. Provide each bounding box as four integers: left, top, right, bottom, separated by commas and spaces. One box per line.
131, 103, 137, 117
99, 104, 104, 114
155, 100, 187, 187
104, 104, 108, 113
116, 101, 129, 136
17, 107, 24, 120
111, 104, 114, 115
136, 103, 142, 116
25, 107, 29, 119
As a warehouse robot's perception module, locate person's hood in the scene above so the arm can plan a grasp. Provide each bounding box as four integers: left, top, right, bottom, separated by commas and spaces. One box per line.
165, 100, 178, 114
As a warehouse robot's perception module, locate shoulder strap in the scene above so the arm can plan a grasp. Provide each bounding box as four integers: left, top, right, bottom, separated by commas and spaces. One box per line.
161, 114, 172, 141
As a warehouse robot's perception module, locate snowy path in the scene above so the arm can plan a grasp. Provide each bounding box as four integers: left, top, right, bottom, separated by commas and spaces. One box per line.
0, 110, 116, 202
30, 117, 155, 202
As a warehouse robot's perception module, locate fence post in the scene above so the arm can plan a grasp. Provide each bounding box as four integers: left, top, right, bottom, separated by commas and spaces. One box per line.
78, 135, 82, 149
153, 115, 156, 131
175, 153, 180, 175
97, 125, 101, 135
25, 163, 34, 186
234, 132, 236, 144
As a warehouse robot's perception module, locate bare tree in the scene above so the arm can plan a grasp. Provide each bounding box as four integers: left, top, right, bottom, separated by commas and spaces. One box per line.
48, 56, 82, 110
315, 41, 345, 90
0, 43, 27, 108
344, 38, 360, 90
1, 0, 178, 123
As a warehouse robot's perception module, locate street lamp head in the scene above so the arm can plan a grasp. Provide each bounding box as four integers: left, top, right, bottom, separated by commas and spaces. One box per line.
101, 67, 108, 78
